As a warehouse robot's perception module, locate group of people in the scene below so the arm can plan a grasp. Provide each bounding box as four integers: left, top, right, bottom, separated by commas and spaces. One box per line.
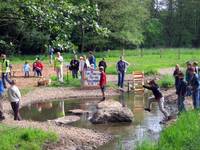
173, 61, 200, 113
0, 54, 21, 121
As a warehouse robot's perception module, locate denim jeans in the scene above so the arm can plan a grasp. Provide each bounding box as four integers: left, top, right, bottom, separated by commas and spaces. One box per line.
72, 69, 78, 78
2, 73, 12, 88
36, 69, 42, 77
192, 89, 200, 109
24, 71, 29, 77
177, 96, 186, 112
118, 71, 125, 88
0, 95, 4, 117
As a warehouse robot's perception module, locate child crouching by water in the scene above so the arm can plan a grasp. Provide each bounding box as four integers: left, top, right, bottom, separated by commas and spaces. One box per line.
143, 80, 170, 123
7, 80, 21, 121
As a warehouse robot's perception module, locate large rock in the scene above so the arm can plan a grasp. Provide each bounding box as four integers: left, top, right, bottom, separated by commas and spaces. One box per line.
90, 100, 133, 124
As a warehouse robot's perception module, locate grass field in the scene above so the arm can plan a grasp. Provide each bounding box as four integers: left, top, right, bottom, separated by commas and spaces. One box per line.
0, 124, 58, 150
9, 48, 200, 75
136, 110, 200, 150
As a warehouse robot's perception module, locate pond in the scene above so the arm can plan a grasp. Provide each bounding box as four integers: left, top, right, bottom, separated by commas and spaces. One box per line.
20, 92, 163, 150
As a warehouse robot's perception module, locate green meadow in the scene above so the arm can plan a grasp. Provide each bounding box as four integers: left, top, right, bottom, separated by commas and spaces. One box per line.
10, 48, 200, 75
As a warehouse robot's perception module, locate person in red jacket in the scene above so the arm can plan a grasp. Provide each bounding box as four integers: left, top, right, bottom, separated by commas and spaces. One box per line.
99, 66, 106, 101
35, 59, 44, 77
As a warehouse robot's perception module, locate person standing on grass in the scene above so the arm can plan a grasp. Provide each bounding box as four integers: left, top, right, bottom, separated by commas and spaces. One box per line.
193, 61, 200, 77
49, 46, 54, 64
70, 55, 79, 79
189, 67, 200, 109
0, 79, 5, 120
54, 52, 64, 82
116, 56, 128, 89
185, 61, 193, 96
173, 64, 181, 92
143, 80, 170, 123
88, 51, 96, 69
1, 54, 12, 88
35, 59, 44, 77
176, 72, 187, 113
99, 66, 106, 101
98, 58, 107, 72
23, 61, 31, 78
7, 80, 21, 121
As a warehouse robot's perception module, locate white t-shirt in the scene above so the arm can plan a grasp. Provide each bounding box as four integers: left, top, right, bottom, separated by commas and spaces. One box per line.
8, 85, 21, 102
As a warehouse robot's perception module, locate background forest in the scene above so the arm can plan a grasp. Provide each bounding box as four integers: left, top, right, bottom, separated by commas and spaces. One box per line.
0, 0, 200, 55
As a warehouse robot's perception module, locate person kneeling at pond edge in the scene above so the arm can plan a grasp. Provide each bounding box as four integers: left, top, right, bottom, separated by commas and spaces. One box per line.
7, 80, 21, 121
143, 80, 170, 122
176, 72, 187, 113
99, 66, 107, 102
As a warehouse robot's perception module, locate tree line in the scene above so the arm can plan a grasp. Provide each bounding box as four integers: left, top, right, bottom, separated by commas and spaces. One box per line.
0, 0, 199, 55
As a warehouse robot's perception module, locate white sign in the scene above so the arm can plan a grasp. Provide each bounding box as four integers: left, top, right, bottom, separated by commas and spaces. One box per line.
85, 69, 101, 86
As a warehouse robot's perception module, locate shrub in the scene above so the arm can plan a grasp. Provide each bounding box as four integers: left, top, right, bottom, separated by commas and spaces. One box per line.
144, 69, 158, 76
158, 75, 174, 88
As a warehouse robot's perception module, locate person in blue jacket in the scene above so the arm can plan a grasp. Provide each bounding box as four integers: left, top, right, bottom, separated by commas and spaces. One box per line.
88, 51, 96, 69
189, 67, 200, 109
0, 79, 5, 120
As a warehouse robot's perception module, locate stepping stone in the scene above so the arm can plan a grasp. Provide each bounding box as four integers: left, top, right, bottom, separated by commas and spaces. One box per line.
68, 109, 90, 115
49, 115, 80, 125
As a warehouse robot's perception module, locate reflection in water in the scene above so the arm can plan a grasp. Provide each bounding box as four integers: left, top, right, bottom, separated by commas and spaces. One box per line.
59, 101, 65, 116
20, 93, 163, 150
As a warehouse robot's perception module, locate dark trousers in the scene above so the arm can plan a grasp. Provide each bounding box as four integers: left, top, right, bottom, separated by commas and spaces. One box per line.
11, 102, 21, 120
72, 69, 78, 78
118, 71, 125, 88
2, 73, 12, 88
177, 96, 186, 112
36, 69, 42, 77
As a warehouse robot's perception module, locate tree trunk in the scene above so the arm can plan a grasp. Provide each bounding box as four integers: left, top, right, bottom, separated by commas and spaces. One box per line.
81, 24, 85, 53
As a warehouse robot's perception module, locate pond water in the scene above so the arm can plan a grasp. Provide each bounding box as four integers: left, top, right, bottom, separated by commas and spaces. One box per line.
20, 93, 163, 150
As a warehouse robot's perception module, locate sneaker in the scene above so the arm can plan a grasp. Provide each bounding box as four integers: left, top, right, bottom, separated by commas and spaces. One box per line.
144, 108, 151, 112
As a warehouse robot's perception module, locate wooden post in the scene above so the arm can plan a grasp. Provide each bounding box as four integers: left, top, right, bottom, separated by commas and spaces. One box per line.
160, 49, 162, 58
178, 49, 180, 59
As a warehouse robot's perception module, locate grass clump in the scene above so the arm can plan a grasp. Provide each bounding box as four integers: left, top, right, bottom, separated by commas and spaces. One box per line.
0, 124, 58, 150
158, 75, 174, 88
137, 110, 200, 150
50, 74, 81, 88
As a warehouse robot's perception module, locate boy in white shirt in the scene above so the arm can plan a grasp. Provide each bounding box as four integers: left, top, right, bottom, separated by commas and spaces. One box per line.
8, 80, 21, 121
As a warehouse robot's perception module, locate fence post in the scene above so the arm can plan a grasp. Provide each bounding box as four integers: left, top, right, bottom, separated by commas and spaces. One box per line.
140, 48, 143, 57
